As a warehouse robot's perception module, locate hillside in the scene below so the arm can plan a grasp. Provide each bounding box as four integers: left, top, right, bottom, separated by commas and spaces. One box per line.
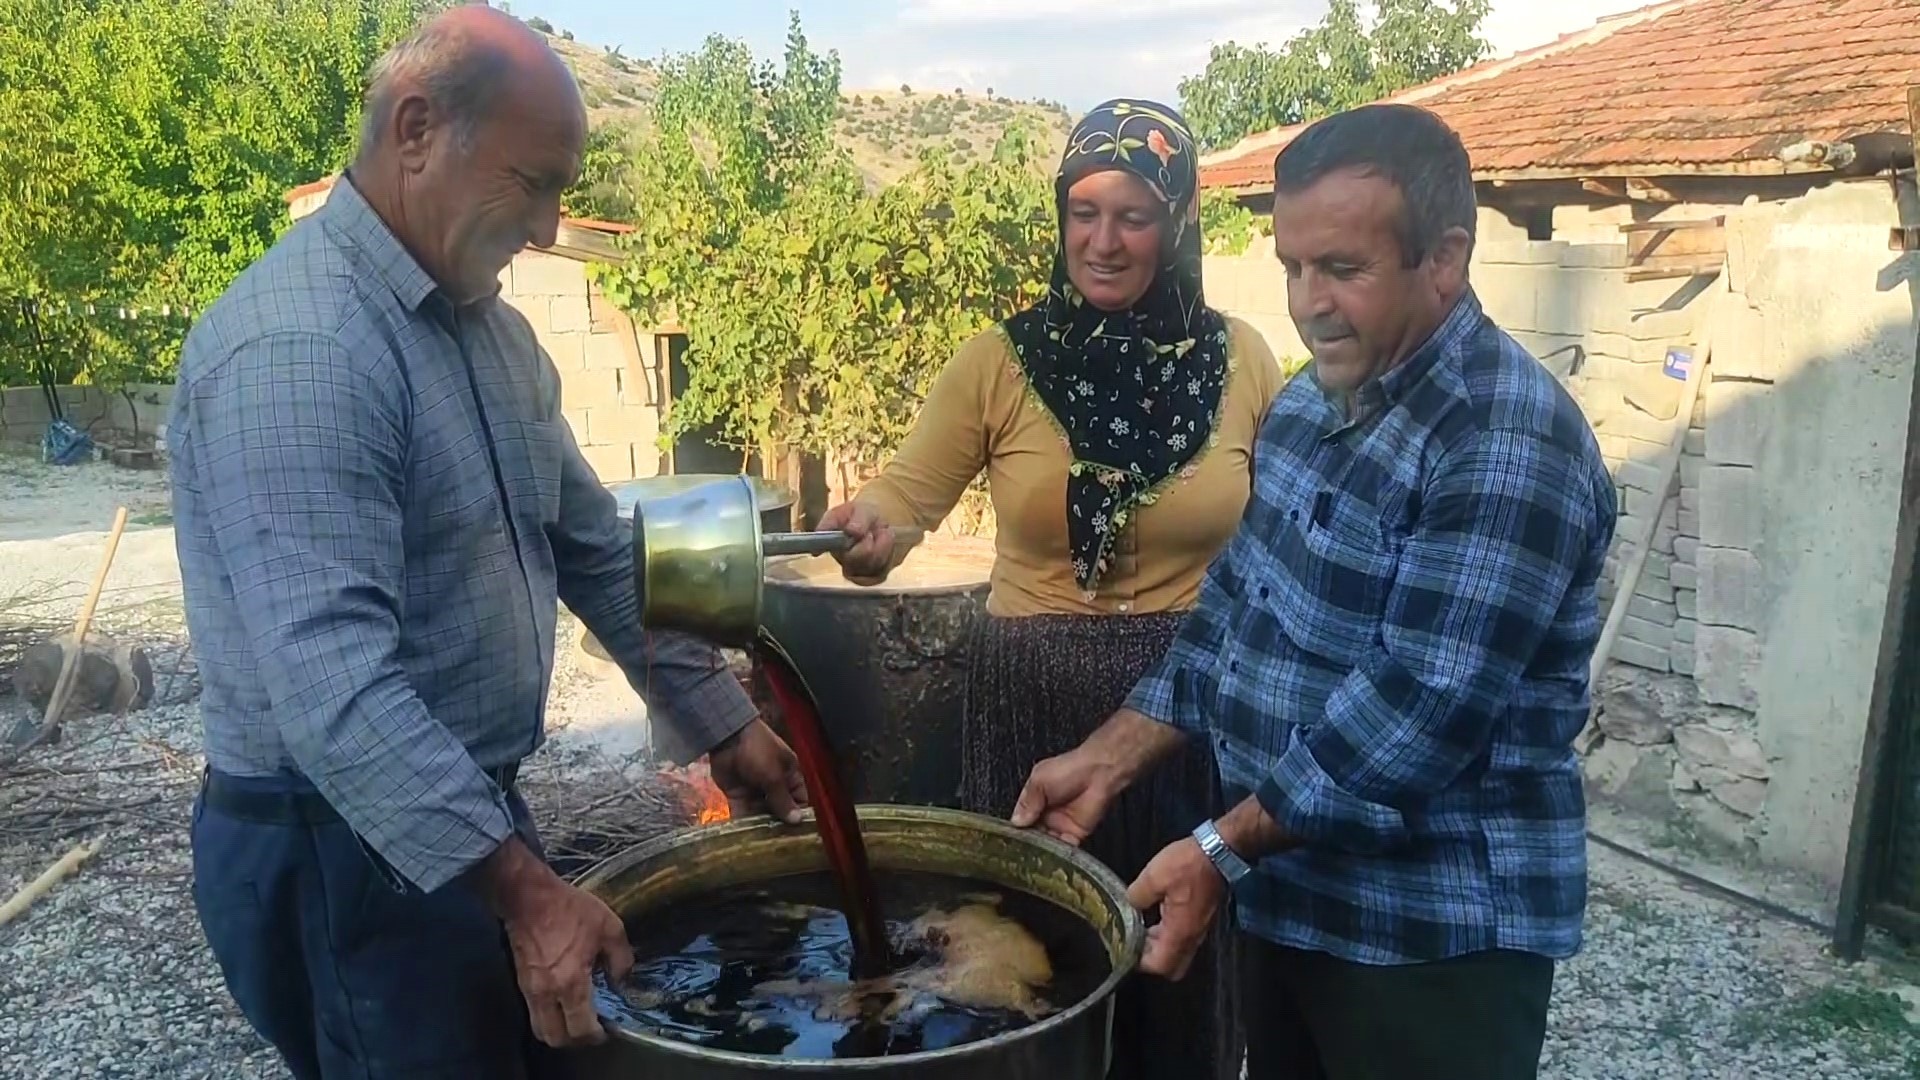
528, 20, 1074, 187
835, 88, 1072, 183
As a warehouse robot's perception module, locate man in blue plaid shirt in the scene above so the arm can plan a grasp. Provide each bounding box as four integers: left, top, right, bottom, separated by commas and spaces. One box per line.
1012, 104, 1616, 1079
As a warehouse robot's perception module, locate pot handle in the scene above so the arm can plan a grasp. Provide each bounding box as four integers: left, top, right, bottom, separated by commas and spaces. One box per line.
762, 525, 927, 558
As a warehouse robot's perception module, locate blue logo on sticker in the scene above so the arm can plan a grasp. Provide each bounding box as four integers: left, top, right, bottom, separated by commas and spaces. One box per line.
1663, 347, 1691, 381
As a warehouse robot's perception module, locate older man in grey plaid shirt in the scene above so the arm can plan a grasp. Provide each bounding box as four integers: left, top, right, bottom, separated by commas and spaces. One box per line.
170, 9, 807, 1079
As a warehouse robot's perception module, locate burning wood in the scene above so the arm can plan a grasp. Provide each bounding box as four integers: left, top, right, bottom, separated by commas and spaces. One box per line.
517, 752, 734, 881
673, 760, 733, 825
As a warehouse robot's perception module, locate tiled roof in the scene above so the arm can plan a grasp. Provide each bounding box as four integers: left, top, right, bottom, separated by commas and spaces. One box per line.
282, 175, 634, 234
1199, 0, 1918, 193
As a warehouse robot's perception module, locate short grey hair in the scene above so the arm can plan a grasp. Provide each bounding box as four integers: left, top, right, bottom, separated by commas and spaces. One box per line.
355, 20, 512, 160
1273, 104, 1478, 267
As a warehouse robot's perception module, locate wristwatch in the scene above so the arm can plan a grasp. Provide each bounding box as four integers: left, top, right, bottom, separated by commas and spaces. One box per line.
1192, 819, 1253, 885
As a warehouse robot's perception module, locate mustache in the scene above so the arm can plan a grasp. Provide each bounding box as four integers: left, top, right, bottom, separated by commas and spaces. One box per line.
1301, 316, 1355, 340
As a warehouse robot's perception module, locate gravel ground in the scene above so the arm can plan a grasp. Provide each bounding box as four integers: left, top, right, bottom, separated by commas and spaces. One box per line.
2, 456, 1917, 1078
0, 448, 173, 544
0, 700, 286, 1080
1546, 853, 1920, 1079
5, 683, 1918, 1079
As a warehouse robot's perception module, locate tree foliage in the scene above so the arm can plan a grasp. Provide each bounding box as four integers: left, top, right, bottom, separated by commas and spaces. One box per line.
0, 0, 442, 387
588, 14, 1054, 473
1200, 189, 1262, 256
1177, 0, 1491, 151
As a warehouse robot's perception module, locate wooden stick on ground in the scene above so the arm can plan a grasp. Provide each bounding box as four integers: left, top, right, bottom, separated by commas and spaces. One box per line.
2, 507, 131, 765
40, 506, 130, 726
0, 841, 102, 929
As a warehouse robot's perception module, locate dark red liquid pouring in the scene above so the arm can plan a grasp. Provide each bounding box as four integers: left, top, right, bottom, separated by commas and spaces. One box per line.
750, 631, 893, 980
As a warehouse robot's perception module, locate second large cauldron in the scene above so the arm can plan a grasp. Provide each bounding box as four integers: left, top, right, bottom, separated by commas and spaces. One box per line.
757, 538, 994, 808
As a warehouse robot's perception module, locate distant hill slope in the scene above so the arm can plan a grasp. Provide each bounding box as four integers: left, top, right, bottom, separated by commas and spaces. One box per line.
834, 88, 1072, 183
532, 21, 1075, 186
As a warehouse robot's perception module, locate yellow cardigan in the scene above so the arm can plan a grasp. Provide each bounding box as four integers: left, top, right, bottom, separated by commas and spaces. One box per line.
855, 316, 1285, 618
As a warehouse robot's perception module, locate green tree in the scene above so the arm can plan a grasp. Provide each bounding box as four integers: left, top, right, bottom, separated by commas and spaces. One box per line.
588, 13, 1053, 480
0, 0, 442, 387
1199, 189, 1261, 256
565, 121, 646, 222
1177, 0, 1490, 151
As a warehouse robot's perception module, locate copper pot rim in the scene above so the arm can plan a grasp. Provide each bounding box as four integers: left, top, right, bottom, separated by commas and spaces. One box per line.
577, 804, 1148, 1072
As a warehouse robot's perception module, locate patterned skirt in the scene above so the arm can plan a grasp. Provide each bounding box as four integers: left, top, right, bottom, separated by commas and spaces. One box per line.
961, 612, 1243, 1080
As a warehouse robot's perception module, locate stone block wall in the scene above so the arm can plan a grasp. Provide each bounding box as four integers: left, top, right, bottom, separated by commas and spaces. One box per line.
1201, 251, 1308, 368
498, 252, 665, 484
0, 382, 174, 447
1581, 179, 1918, 895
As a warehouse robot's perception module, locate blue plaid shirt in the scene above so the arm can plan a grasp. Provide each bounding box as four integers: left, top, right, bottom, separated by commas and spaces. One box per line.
1128, 290, 1616, 965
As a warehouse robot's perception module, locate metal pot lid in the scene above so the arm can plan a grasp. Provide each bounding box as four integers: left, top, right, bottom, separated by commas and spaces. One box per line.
609, 473, 796, 518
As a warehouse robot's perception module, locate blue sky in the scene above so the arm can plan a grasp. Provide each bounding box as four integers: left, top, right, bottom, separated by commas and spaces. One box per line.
507, 0, 1653, 115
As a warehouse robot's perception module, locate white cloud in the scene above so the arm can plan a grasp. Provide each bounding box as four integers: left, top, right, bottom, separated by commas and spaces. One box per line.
843, 2, 1318, 107
844, 0, 1661, 112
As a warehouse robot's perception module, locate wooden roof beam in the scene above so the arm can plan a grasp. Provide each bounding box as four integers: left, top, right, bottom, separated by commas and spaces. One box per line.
1580, 177, 1682, 202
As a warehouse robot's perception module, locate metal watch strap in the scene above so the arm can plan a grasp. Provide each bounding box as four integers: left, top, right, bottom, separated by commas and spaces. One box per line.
1193, 819, 1253, 884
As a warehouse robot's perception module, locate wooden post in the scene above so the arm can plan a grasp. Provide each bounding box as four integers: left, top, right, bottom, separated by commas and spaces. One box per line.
1832, 85, 1920, 961
1588, 274, 1722, 688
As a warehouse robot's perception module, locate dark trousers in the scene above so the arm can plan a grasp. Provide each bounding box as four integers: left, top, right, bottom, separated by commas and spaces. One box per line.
189, 770, 559, 1080
1238, 932, 1555, 1080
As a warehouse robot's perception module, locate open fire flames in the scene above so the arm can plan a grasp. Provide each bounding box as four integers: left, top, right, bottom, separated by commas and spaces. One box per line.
677, 759, 732, 825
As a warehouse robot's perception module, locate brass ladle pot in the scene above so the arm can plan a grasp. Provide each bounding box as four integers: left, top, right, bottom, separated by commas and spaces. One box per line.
631, 476, 921, 647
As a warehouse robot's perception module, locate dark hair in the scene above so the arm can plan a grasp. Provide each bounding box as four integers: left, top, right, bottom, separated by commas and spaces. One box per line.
1273, 103, 1477, 266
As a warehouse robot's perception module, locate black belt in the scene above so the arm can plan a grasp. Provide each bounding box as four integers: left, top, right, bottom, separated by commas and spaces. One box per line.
201, 762, 521, 827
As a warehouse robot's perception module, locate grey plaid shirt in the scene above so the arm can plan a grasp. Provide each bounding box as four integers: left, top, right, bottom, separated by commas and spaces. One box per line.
169, 176, 756, 893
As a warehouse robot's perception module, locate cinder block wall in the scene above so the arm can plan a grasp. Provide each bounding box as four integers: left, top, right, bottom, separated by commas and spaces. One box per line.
500, 252, 663, 484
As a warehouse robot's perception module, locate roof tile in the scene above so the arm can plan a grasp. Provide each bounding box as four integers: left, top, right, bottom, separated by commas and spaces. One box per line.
1200, 0, 1920, 190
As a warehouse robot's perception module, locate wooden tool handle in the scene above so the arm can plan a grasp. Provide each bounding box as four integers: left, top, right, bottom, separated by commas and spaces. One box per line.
41, 506, 129, 726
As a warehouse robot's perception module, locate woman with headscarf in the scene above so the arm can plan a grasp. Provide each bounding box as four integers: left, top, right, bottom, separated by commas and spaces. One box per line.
817, 99, 1283, 1078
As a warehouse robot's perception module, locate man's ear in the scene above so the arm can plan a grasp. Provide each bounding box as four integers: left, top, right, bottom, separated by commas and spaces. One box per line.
392, 93, 437, 174
1429, 225, 1472, 295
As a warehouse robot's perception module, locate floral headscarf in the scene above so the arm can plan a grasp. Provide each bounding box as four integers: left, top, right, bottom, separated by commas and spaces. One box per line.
1002, 98, 1230, 593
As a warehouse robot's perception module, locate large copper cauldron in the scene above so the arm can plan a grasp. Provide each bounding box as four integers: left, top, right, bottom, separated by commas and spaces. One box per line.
556, 806, 1144, 1080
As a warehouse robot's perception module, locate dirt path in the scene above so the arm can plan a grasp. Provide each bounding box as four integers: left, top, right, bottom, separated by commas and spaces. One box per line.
0, 448, 172, 544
